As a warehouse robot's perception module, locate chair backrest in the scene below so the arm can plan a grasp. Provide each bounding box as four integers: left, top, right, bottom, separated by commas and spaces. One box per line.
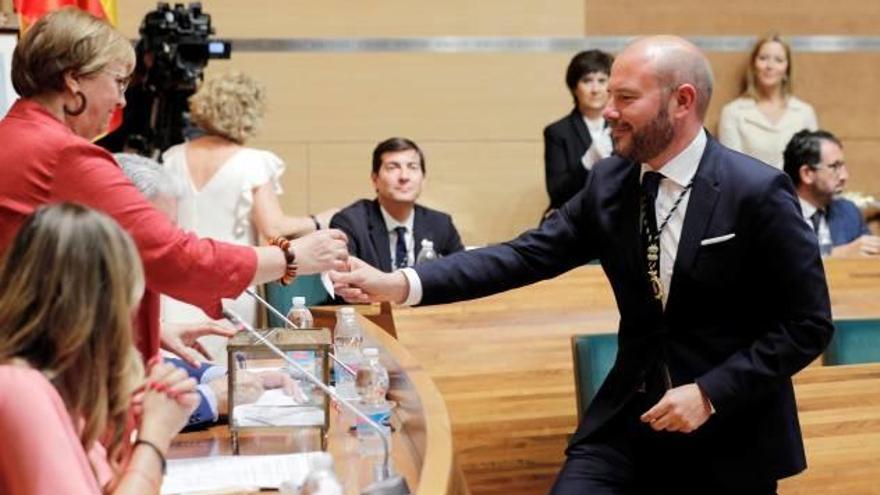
570, 333, 618, 423
264, 275, 331, 327
823, 318, 880, 365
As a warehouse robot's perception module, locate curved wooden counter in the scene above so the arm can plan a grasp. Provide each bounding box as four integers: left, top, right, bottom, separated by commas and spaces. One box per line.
168, 311, 466, 495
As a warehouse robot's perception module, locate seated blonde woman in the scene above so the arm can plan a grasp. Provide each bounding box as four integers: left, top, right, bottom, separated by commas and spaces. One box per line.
161, 71, 336, 352
0, 203, 198, 494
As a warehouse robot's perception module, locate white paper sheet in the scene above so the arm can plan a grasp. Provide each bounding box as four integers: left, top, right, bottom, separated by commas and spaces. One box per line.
161, 451, 332, 494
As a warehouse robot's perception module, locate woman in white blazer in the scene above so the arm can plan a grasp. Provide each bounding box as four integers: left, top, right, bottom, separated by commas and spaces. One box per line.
718, 34, 818, 168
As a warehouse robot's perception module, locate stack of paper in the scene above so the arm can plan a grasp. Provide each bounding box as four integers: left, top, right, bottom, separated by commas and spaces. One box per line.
161, 451, 332, 494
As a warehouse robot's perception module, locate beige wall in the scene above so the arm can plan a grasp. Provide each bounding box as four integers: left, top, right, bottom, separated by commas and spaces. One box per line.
116, 1, 880, 244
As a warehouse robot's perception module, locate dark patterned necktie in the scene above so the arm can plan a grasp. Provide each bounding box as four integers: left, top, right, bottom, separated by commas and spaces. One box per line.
394, 226, 408, 269
641, 171, 664, 301
641, 171, 663, 249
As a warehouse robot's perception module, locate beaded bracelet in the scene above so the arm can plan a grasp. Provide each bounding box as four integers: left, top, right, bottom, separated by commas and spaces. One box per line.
269, 236, 298, 285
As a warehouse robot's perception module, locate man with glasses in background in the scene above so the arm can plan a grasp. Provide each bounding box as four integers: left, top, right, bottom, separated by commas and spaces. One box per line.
783, 129, 880, 257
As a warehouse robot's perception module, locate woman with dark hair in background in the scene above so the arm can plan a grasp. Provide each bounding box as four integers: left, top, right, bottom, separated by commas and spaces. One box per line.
718, 33, 818, 168
0, 8, 348, 365
542, 49, 614, 218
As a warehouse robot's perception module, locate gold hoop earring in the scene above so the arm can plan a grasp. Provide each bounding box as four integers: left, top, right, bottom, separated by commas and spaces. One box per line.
63, 91, 87, 116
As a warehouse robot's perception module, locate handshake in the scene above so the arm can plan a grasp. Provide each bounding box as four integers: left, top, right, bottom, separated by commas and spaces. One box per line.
285, 228, 413, 305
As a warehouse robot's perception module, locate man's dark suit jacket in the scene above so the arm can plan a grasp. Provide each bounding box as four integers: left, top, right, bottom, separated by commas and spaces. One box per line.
416, 136, 833, 486
330, 198, 464, 272
827, 197, 870, 246
544, 109, 592, 211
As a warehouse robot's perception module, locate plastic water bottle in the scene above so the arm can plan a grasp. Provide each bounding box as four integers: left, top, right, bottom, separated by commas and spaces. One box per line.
286, 296, 314, 329
333, 307, 363, 399
284, 297, 319, 393
280, 454, 342, 495
356, 347, 391, 458
415, 239, 437, 265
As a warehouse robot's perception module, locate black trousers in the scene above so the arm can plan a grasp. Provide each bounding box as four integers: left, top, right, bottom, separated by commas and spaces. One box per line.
549, 393, 778, 495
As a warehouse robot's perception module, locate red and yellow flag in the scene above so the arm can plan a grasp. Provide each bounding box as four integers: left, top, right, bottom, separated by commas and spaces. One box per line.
14, 0, 117, 31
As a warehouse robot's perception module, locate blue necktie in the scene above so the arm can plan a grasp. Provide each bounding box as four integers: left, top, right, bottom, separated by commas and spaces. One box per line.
394, 226, 408, 269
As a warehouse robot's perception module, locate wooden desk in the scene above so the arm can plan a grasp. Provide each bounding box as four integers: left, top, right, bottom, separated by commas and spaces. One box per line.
781, 363, 880, 494
391, 258, 880, 494
169, 314, 467, 495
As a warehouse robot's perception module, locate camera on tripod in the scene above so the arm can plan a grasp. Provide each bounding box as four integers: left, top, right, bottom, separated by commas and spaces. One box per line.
139, 2, 230, 93
97, 2, 231, 157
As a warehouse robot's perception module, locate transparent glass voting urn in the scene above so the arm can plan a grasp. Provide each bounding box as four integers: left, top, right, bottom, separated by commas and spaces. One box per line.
226, 327, 332, 454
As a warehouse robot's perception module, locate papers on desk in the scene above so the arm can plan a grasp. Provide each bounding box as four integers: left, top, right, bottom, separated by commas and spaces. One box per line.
161, 451, 332, 494
233, 388, 325, 427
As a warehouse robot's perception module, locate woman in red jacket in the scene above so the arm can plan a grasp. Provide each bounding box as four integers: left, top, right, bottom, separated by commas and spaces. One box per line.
0, 8, 349, 363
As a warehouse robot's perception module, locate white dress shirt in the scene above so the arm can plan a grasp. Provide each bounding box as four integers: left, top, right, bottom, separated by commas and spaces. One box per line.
380, 206, 415, 268
581, 116, 613, 170
402, 130, 708, 307
642, 129, 706, 307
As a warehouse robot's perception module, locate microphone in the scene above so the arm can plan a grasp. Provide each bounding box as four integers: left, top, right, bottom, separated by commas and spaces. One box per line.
244, 288, 355, 378
222, 307, 410, 495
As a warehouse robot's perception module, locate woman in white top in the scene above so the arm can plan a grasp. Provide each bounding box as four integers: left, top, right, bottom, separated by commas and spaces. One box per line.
718, 34, 818, 168
162, 71, 335, 358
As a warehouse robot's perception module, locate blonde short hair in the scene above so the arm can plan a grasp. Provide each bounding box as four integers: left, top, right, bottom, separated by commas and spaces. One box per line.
743, 33, 793, 99
12, 7, 135, 97
0, 203, 144, 475
189, 71, 266, 144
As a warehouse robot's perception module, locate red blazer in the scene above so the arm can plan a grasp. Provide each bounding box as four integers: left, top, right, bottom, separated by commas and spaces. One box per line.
0, 99, 257, 360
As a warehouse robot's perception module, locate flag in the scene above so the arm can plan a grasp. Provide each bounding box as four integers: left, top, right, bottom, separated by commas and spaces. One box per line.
14, 0, 117, 31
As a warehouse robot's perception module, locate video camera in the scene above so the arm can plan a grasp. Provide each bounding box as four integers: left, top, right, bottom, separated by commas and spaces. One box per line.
139, 2, 230, 93
97, 2, 231, 157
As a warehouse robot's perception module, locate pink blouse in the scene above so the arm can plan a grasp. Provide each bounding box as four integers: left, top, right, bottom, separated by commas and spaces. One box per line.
0, 366, 112, 494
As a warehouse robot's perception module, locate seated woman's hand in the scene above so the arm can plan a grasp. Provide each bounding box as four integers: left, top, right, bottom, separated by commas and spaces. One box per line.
138, 362, 200, 453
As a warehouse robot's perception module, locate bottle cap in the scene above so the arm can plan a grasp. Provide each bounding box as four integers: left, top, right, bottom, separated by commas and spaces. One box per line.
292, 296, 306, 307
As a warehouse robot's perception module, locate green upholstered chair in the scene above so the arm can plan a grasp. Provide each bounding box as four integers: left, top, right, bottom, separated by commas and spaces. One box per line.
823, 318, 880, 365
571, 333, 618, 422
264, 275, 331, 327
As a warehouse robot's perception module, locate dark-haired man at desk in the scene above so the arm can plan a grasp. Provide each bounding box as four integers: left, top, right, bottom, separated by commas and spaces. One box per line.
332, 36, 833, 494
783, 128, 880, 257
330, 137, 463, 271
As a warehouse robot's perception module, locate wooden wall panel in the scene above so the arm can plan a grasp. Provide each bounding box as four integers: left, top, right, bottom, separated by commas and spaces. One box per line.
585, 0, 880, 35
118, 0, 586, 38
205, 53, 572, 142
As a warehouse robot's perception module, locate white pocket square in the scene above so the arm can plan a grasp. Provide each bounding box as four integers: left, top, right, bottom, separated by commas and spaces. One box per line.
700, 233, 736, 246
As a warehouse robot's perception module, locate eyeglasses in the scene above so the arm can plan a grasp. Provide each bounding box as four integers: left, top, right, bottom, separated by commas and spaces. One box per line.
101, 69, 131, 96
813, 161, 846, 175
